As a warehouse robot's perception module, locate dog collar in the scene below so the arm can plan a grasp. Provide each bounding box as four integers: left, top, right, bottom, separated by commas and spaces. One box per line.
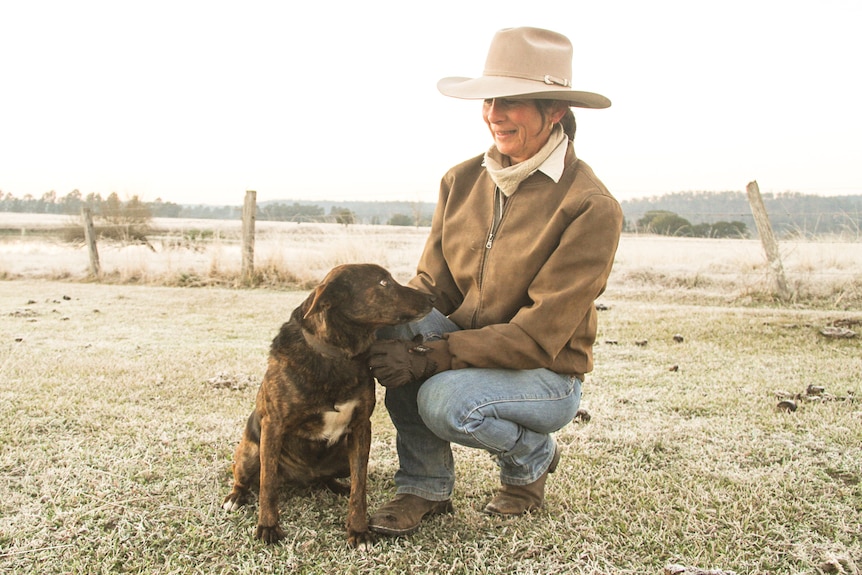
301, 328, 354, 359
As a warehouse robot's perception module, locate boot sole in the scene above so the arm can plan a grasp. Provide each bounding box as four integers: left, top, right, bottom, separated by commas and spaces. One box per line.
368, 500, 453, 536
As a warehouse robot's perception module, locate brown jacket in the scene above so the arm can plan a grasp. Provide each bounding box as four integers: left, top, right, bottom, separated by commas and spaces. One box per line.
409, 143, 622, 380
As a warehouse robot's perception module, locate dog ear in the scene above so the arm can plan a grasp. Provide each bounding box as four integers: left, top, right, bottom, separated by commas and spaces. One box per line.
303, 283, 332, 319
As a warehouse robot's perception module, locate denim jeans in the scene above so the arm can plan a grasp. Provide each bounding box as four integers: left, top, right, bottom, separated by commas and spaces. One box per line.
377, 309, 582, 501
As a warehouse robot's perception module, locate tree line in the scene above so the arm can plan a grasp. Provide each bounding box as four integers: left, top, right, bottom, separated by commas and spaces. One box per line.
622, 190, 862, 238
634, 210, 749, 238
2, 188, 860, 237
0, 190, 430, 227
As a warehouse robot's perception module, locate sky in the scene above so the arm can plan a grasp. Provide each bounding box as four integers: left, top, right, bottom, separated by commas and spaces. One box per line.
1, 0, 860, 206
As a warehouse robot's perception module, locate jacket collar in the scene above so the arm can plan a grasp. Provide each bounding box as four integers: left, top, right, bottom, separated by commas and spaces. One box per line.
536, 137, 569, 183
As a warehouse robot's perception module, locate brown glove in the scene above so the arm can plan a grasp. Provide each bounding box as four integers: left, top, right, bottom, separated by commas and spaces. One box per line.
367, 337, 452, 389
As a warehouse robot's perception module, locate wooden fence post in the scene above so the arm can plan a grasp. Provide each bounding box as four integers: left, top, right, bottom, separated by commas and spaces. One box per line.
745, 181, 790, 301
241, 190, 256, 284
82, 207, 101, 278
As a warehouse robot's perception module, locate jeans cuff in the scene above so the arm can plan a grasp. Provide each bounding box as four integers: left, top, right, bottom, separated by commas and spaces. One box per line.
395, 485, 452, 502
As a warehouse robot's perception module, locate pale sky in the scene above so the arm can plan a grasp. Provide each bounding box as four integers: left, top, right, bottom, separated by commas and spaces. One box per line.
1, 0, 860, 206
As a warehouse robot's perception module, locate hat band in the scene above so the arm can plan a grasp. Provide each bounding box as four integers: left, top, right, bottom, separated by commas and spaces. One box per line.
486, 70, 571, 88
543, 74, 570, 87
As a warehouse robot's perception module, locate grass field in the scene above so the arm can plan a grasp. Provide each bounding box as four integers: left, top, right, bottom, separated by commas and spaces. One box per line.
1, 217, 860, 574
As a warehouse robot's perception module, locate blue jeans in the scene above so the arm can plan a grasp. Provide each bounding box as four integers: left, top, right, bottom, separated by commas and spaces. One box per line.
377, 309, 582, 501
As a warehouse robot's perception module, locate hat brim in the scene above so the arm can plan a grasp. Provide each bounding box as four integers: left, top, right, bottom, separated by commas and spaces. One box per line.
437, 76, 611, 109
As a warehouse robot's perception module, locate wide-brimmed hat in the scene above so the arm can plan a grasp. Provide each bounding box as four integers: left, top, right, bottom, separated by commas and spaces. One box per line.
437, 27, 610, 109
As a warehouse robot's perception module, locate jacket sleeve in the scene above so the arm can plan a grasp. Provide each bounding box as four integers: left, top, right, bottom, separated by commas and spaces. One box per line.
408, 173, 463, 316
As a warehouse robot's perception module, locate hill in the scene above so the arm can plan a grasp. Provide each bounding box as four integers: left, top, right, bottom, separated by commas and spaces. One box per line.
620, 191, 862, 238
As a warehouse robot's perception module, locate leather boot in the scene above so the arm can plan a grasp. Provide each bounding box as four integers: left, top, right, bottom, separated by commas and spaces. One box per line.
369, 494, 453, 536
483, 443, 560, 515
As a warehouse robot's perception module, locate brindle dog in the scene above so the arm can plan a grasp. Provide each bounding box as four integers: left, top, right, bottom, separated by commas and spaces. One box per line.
222, 264, 433, 548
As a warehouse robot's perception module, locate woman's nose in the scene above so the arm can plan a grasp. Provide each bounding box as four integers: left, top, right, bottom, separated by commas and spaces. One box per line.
485, 99, 504, 122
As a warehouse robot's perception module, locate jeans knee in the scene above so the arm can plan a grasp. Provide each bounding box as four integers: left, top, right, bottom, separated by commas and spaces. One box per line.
416, 376, 464, 439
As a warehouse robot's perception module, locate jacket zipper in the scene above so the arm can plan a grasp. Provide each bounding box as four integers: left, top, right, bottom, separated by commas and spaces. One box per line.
485, 187, 505, 249
475, 187, 506, 328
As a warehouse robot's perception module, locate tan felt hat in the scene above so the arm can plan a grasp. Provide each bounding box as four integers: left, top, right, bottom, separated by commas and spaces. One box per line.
437, 27, 610, 109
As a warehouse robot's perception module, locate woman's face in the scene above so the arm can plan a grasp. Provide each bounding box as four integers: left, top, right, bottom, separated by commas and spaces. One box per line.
482, 98, 563, 164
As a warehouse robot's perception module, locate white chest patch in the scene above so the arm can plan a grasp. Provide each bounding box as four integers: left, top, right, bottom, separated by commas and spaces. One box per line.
319, 399, 360, 446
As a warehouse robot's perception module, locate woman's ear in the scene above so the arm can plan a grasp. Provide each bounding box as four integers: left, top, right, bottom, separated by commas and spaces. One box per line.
552, 101, 569, 124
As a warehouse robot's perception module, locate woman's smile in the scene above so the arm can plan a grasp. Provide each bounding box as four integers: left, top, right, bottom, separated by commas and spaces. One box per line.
483, 98, 557, 164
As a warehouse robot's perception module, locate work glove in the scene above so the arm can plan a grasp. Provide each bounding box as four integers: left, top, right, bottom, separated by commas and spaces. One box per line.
367, 336, 452, 389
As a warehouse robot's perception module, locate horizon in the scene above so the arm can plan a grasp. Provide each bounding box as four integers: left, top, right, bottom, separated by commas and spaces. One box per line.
4, 187, 861, 210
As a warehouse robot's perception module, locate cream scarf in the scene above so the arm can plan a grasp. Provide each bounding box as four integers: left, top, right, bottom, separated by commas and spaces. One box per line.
482, 124, 567, 197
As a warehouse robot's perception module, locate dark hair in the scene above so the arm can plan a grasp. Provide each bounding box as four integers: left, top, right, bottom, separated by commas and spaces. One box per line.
559, 108, 577, 140
536, 100, 577, 140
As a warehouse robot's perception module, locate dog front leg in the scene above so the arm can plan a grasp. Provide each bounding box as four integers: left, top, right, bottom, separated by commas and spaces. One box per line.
345, 418, 372, 549
256, 416, 285, 544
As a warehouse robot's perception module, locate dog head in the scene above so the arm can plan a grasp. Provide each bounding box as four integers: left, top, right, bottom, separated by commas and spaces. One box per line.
300, 264, 434, 356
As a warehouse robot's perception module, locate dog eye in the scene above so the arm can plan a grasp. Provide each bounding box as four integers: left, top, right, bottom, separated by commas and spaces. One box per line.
379, 279, 389, 287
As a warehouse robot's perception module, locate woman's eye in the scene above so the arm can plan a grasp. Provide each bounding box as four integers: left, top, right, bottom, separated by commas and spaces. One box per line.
484, 98, 520, 108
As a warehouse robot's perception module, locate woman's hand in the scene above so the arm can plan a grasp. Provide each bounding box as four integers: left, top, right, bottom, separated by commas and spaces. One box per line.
367, 338, 452, 388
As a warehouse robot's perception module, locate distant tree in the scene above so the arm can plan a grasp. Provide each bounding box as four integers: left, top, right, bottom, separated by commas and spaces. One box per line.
84, 192, 103, 212
388, 213, 413, 226
103, 192, 123, 222
690, 223, 712, 237
99, 192, 152, 243
60, 190, 83, 214
148, 197, 182, 218
638, 210, 692, 236
331, 207, 355, 226
124, 195, 151, 221
21, 194, 38, 213
40, 190, 57, 213
412, 202, 425, 227
259, 202, 325, 221
0, 191, 21, 212
636, 210, 670, 230
710, 220, 748, 238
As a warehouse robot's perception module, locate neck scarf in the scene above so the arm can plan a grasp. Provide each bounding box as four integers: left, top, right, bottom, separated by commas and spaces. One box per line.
482, 124, 566, 197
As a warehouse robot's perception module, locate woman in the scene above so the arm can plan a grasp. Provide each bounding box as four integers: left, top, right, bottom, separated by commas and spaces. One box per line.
367, 27, 623, 536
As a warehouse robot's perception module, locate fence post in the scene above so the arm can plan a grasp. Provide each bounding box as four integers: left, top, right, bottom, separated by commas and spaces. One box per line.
745, 181, 790, 301
241, 190, 256, 285
82, 207, 101, 278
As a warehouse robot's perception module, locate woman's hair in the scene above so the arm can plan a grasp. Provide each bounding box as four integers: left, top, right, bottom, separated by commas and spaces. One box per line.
536, 100, 577, 140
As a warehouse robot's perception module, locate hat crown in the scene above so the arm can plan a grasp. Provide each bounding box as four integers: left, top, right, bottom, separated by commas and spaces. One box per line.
484, 27, 572, 86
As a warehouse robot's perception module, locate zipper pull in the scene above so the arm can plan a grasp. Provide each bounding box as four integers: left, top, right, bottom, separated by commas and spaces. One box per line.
486, 233, 494, 249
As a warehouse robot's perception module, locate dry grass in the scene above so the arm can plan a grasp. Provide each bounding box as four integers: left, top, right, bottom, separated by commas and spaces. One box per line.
1, 282, 859, 574
1, 215, 861, 573
2, 214, 861, 308
0, 216, 426, 289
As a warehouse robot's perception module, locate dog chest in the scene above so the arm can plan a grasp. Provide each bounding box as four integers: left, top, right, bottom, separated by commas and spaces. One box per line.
318, 399, 360, 446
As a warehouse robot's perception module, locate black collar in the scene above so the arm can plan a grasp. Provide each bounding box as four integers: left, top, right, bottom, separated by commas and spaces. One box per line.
301, 328, 353, 359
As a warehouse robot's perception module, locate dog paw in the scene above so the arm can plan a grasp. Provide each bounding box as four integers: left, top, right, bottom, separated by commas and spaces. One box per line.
324, 478, 351, 496
348, 529, 374, 550
222, 491, 251, 512
255, 524, 285, 544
